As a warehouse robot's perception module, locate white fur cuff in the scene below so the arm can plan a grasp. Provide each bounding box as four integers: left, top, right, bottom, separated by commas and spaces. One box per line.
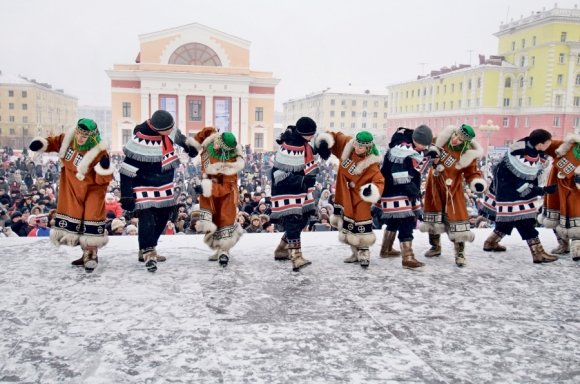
201, 178, 213, 198
186, 136, 202, 152
470, 178, 488, 193
94, 163, 115, 176
314, 132, 335, 148
30, 137, 48, 153
359, 183, 381, 203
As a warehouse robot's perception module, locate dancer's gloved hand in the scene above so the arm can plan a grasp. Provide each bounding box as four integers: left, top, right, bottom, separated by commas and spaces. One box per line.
317, 140, 331, 160
187, 146, 198, 158
425, 148, 439, 160
29, 140, 44, 152
99, 155, 110, 169
362, 184, 372, 197
120, 197, 135, 212
193, 184, 203, 194
472, 182, 486, 193
302, 174, 316, 189
543, 184, 558, 194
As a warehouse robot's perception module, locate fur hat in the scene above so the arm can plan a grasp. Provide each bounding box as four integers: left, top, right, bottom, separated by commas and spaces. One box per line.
105, 192, 115, 201
125, 224, 138, 234
250, 214, 260, 223
219, 132, 237, 150
148, 110, 174, 132
295, 117, 317, 136
528, 129, 552, 147
355, 131, 379, 156
412, 125, 433, 146
111, 218, 125, 232
76, 118, 102, 148
10, 211, 22, 220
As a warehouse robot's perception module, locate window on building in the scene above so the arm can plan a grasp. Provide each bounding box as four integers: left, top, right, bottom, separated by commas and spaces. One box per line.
574, 117, 580, 128
473, 117, 478, 126
340, 111, 345, 118
373, 112, 377, 118
351, 111, 356, 117
22, 116, 28, 123
532, 36, 536, 46
514, 117, 519, 128
351, 122, 355, 129
559, 53, 565, 64
255, 107, 264, 121
189, 100, 202, 121
363, 100, 368, 107
352, 100, 357, 106
9, 128, 15, 135
561, 32, 567, 42
477, 78, 481, 88
503, 98, 510, 107
9, 103, 14, 110
528, 96, 532, 106
330, 99, 335, 106
21, 91, 27, 98
341, 100, 346, 106
254, 132, 264, 149
557, 74, 563, 85
511, 41, 515, 51
529, 77, 534, 87
575, 96, 580, 106
22, 128, 28, 136
9, 116, 14, 122
518, 98, 523, 107
383, 112, 387, 118
531, 56, 535, 66
361, 122, 366, 129
384, 101, 388, 108
362, 111, 367, 118
578, 55, 580, 65
443, 102, 446, 110
520, 56, 526, 67
8, 90, 14, 97
468, 80, 472, 90
521, 38, 525, 48
502, 117, 509, 127
576, 74, 580, 85
458, 100, 462, 108
22, 104, 27, 110
519, 77, 525, 87
555, 95, 562, 106
330, 110, 335, 117
122, 129, 132, 145
443, 85, 447, 94
122, 102, 131, 118
340, 122, 345, 128
450, 101, 454, 109
374, 101, 379, 107
524, 117, 529, 127
554, 116, 561, 127
505, 77, 512, 88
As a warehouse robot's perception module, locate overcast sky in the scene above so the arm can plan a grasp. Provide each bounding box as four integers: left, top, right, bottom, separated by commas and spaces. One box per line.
1, 0, 577, 111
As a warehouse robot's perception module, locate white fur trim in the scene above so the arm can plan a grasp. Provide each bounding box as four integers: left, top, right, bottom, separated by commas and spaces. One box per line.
186, 136, 202, 152
74, 144, 108, 181
448, 230, 475, 243
575, 165, 580, 175
555, 134, 580, 157
338, 230, 376, 248
50, 228, 80, 247
79, 234, 109, 249
94, 162, 114, 176
330, 214, 343, 229
195, 219, 217, 235
58, 127, 77, 159
30, 137, 48, 153
314, 132, 335, 149
434, 125, 483, 170
469, 178, 488, 194
419, 222, 446, 234
537, 214, 559, 229
204, 224, 244, 251
204, 155, 245, 175
359, 183, 381, 203
201, 178, 213, 198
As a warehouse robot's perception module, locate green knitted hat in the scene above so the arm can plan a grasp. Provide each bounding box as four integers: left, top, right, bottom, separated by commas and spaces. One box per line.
457, 124, 476, 141
220, 132, 237, 150
355, 131, 374, 146
75, 118, 101, 150
77, 118, 98, 132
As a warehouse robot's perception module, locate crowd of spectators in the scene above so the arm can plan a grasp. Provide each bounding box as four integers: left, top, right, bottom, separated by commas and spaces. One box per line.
1, 144, 516, 239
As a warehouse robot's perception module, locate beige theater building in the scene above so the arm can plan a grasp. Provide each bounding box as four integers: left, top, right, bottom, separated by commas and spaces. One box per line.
106, 23, 279, 153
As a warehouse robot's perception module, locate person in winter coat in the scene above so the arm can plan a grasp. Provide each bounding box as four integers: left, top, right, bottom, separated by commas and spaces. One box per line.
119, 110, 199, 272
189, 127, 245, 266
314, 130, 385, 268
378, 125, 433, 269
270, 117, 320, 271
481, 129, 558, 263
28, 118, 113, 272
419, 124, 487, 267
104, 192, 123, 218
538, 132, 580, 261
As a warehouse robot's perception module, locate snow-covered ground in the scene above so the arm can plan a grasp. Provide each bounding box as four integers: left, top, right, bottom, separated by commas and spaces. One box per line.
0, 228, 578, 383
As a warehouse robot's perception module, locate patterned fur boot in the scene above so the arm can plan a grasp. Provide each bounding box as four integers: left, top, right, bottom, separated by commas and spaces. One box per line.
344, 245, 359, 263
380, 231, 401, 257
274, 239, 290, 261
357, 248, 370, 268
527, 238, 558, 264
82, 246, 98, 273
138, 250, 166, 262
483, 231, 507, 252
143, 249, 159, 272
424, 234, 441, 257
289, 248, 311, 272
401, 241, 425, 269
454, 242, 466, 267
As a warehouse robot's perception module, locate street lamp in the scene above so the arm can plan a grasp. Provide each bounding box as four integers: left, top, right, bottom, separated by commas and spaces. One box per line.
478, 119, 499, 177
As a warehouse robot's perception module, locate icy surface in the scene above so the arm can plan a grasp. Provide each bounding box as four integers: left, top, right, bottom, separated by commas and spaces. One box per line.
0, 228, 578, 383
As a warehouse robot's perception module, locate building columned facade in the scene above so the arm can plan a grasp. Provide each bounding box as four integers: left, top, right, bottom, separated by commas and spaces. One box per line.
106, 23, 279, 153
0, 71, 77, 151
387, 5, 580, 152
283, 87, 389, 149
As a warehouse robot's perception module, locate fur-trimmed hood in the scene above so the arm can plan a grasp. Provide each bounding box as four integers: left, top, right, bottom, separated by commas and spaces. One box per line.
340, 138, 381, 175
435, 125, 483, 169
56, 127, 110, 181
555, 133, 580, 157
200, 132, 245, 176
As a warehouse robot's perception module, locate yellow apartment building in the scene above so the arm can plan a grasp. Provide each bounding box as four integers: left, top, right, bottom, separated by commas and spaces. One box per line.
0, 71, 77, 151
106, 23, 279, 153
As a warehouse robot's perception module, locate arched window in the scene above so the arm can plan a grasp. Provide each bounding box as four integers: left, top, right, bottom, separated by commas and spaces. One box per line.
505, 77, 512, 88
169, 43, 222, 66
519, 77, 525, 88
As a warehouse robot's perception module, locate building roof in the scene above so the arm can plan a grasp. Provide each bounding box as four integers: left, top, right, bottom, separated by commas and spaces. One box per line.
0, 71, 33, 85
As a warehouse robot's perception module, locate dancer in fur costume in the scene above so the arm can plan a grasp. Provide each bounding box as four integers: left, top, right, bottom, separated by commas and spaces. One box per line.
539, 133, 580, 261
481, 129, 558, 263
119, 110, 199, 272
28, 118, 113, 272
420, 124, 486, 267
378, 125, 433, 269
314, 130, 384, 268
270, 117, 320, 271
189, 127, 245, 266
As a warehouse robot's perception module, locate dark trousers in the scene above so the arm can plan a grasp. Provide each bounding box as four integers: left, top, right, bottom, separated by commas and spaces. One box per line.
281, 214, 309, 248
385, 217, 416, 242
138, 206, 174, 251
495, 218, 539, 241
